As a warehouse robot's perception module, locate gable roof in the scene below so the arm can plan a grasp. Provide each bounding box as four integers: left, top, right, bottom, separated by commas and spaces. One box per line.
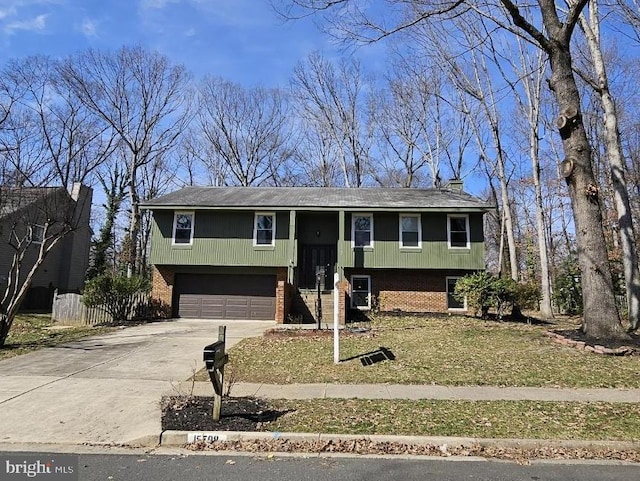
0, 187, 63, 219
142, 187, 493, 212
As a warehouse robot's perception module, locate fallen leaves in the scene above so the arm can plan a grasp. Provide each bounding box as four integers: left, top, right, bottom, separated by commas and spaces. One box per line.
186, 438, 640, 464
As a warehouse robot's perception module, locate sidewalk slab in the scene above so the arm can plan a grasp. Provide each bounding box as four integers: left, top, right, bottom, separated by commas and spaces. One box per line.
325, 383, 391, 399
253, 383, 327, 400
229, 383, 640, 403
0, 376, 62, 402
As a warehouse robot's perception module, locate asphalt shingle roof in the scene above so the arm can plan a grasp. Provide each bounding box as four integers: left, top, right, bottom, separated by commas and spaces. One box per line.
142, 187, 493, 211
0, 187, 62, 218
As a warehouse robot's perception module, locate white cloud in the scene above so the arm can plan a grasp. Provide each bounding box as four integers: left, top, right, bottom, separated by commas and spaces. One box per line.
3, 12, 46, 34
79, 17, 96, 37
0, 8, 17, 20
139, 0, 179, 10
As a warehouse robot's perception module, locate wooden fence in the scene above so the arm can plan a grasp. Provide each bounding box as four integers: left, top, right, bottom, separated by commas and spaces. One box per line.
51, 291, 153, 326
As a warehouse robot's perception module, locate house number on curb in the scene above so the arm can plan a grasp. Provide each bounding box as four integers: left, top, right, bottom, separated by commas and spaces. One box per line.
187, 432, 228, 444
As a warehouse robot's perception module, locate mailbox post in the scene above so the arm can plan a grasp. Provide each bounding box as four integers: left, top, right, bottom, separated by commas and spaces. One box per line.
203, 326, 228, 421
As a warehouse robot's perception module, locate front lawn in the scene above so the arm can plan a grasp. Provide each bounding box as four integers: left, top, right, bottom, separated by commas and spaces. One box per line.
198, 315, 640, 388
0, 313, 113, 360
268, 399, 640, 441
163, 396, 640, 442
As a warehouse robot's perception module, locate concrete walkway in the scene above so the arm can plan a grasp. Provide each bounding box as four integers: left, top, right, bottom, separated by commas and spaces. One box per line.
188, 382, 640, 403
0, 319, 275, 446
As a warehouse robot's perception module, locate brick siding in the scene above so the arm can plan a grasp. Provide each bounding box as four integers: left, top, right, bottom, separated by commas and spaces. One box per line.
275, 267, 288, 323
345, 268, 471, 314
151, 265, 175, 317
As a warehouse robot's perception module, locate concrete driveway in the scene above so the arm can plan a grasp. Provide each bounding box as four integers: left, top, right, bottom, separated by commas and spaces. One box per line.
0, 319, 274, 447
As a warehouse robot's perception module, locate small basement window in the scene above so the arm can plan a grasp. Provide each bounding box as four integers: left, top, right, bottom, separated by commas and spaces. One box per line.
350, 275, 371, 310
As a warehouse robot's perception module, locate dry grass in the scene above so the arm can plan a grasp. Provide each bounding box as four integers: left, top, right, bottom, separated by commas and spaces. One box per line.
0, 313, 113, 360
266, 399, 640, 441
195, 314, 640, 388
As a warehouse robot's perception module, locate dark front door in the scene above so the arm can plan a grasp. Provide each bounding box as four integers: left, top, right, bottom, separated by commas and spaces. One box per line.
298, 245, 336, 289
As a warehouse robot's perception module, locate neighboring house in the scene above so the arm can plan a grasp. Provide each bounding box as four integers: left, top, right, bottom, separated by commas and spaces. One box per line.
142, 184, 492, 323
0, 183, 93, 310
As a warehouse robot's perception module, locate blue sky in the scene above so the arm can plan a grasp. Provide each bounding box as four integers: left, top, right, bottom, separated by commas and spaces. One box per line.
0, 0, 363, 87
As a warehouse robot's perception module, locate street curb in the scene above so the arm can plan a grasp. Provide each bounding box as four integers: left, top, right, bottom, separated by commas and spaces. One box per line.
157, 430, 640, 452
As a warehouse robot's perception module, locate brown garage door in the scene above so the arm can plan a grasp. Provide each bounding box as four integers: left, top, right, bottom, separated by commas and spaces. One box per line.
174, 274, 276, 320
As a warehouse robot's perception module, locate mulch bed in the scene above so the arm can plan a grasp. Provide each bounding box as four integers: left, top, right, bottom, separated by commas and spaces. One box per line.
547, 329, 640, 355
161, 396, 289, 432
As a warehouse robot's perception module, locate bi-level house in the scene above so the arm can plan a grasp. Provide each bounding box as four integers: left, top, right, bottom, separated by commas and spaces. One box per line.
143, 184, 492, 323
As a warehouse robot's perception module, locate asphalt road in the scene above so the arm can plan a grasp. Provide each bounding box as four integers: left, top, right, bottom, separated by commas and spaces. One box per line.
8, 452, 635, 481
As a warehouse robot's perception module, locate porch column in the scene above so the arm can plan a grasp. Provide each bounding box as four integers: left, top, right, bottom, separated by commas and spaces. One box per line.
288, 210, 296, 284
337, 210, 345, 280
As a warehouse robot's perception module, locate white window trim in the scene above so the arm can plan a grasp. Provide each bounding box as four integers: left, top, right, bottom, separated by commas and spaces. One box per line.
351, 213, 374, 249
253, 212, 276, 247
172, 211, 194, 246
447, 214, 470, 249
446, 276, 467, 311
399, 213, 422, 249
30, 224, 45, 245
350, 274, 372, 310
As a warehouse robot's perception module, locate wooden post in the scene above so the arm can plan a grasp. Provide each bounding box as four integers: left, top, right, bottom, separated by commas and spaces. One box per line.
212, 325, 226, 421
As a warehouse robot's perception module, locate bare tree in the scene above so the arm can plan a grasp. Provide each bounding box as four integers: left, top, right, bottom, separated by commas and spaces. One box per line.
291, 52, 373, 187
196, 77, 295, 186
372, 63, 462, 187
423, 18, 520, 281
59, 46, 192, 275
498, 34, 554, 316
572, 0, 640, 331
279, 0, 628, 340
4, 56, 117, 190
291, 124, 342, 186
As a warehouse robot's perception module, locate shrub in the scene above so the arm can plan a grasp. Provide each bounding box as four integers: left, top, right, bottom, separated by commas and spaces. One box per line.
454, 272, 501, 318
512, 281, 541, 311
83, 274, 150, 323
552, 258, 582, 315
455, 272, 539, 318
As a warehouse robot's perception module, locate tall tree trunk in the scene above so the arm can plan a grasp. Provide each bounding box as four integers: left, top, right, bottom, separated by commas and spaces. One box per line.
548, 44, 626, 339
495, 147, 519, 281
532, 146, 554, 317
127, 159, 140, 277
579, 1, 640, 331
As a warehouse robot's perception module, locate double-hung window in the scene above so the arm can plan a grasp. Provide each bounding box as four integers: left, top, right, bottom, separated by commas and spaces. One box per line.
350, 275, 371, 310
448, 214, 469, 249
254, 213, 275, 246
352, 214, 373, 248
29, 224, 45, 245
172, 212, 194, 245
399, 214, 421, 248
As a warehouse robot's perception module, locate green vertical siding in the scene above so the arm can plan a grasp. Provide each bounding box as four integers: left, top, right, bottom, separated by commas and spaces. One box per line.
150, 208, 486, 270
337, 212, 485, 269
150, 210, 290, 266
